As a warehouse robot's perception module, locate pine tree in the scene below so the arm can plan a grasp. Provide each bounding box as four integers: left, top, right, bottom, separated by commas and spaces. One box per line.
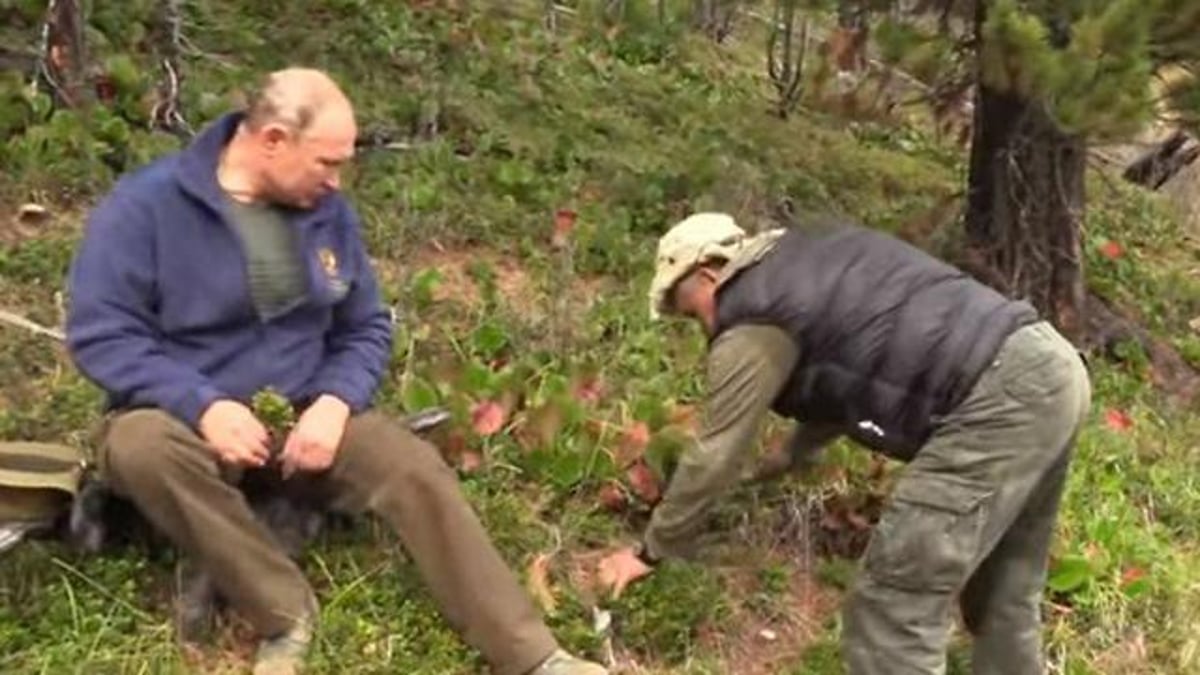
883, 0, 1200, 342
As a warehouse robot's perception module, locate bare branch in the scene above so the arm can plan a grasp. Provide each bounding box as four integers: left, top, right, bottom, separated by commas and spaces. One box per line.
766, 0, 808, 119
149, 0, 194, 137
0, 309, 65, 342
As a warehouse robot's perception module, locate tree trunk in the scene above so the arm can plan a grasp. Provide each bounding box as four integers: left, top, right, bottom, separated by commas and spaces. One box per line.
963, 4, 1087, 344
43, 0, 93, 108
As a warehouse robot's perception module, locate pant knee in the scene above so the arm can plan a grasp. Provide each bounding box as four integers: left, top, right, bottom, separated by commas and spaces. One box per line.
335, 413, 458, 507
371, 439, 454, 496
103, 409, 206, 490
841, 574, 957, 669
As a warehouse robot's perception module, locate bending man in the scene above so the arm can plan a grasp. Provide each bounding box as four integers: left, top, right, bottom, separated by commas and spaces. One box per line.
599, 212, 1090, 674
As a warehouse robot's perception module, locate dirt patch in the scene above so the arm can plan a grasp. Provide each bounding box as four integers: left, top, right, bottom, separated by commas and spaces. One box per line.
420, 243, 535, 311
374, 241, 615, 320
700, 563, 841, 675
1089, 631, 1155, 675
0, 202, 81, 246
561, 549, 841, 675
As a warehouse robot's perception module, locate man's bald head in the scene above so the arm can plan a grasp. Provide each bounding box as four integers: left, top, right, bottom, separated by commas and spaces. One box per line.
242, 68, 354, 137
222, 67, 357, 209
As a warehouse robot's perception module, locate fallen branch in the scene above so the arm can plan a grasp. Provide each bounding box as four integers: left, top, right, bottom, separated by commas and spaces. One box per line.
354, 127, 436, 153
0, 308, 65, 341
1121, 130, 1200, 189
1084, 293, 1199, 406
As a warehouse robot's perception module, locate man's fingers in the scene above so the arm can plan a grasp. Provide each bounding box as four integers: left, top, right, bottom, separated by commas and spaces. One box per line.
237, 426, 270, 463
220, 443, 256, 468
226, 432, 266, 467
280, 434, 307, 478
281, 456, 298, 480
281, 430, 302, 463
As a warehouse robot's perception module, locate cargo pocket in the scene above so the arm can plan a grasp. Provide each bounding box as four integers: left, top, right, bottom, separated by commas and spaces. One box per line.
863, 472, 994, 593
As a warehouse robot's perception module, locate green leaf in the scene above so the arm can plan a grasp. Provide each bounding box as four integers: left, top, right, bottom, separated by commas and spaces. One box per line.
460, 360, 499, 396
471, 321, 510, 359
1121, 577, 1151, 600
1047, 555, 1095, 593
408, 267, 443, 311
252, 387, 296, 435
401, 376, 441, 413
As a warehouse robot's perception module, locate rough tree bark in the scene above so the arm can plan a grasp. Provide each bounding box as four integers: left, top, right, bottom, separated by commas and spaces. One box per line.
963, 3, 1088, 344
692, 0, 740, 42
42, 0, 93, 108
964, 84, 1088, 342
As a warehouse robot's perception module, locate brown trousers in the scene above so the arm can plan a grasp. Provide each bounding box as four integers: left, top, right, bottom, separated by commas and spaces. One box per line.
97, 408, 557, 675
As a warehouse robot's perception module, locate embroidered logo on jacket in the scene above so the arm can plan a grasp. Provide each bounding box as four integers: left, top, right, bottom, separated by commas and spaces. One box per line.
317, 247, 349, 298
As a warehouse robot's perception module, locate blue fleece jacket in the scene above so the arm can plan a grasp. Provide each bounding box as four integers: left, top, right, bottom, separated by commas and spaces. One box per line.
65, 113, 393, 429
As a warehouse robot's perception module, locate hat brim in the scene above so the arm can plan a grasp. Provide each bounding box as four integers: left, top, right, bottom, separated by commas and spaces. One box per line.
647, 261, 696, 320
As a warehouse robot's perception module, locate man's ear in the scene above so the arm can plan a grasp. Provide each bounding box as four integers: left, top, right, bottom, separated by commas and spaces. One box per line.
261, 123, 292, 152
697, 264, 723, 285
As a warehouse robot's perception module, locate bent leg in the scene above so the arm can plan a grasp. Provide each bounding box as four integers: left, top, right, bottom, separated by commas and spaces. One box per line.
960, 448, 1071, 675
318, 411, 557, 675
843, 322, 1090, 675
100, 409, 315, 636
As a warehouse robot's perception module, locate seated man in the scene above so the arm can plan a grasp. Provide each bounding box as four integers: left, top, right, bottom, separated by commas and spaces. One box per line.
599, 213, 1091, 674
65, 67, 605, 675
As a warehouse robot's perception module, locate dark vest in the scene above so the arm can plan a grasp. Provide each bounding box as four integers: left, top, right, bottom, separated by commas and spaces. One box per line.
713, 221, 1038, 460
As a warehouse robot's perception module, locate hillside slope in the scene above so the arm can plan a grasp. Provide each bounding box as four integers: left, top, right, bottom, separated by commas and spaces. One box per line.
1, 3, 1198, 673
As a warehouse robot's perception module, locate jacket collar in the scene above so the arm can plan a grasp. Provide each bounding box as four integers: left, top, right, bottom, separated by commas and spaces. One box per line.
174, 112, 242, 215
173, 112, 340, 227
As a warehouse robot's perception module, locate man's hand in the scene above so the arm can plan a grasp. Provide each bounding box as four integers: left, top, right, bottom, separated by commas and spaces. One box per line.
280, 394, 351, 478
597, 546, 655, 599
198, 400, 271, 468
751, 422, 842, 483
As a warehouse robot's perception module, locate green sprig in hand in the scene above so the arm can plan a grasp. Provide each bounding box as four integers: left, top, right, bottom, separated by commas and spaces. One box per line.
251, 387, 297, 461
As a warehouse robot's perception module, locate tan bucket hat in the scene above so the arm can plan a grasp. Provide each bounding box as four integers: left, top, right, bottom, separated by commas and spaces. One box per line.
647, 212, 747, 319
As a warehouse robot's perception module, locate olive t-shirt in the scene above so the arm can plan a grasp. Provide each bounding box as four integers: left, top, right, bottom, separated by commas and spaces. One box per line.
224, 197, 307, 318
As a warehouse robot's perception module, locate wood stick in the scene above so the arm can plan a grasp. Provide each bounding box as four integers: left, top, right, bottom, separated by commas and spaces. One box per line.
0, 308, 65, 341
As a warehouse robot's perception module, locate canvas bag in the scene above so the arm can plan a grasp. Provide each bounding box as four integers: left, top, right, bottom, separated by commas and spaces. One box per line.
0, 441, 88, 554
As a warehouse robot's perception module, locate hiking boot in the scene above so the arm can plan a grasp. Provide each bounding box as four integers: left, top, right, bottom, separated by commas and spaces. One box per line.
252, 615, 314, 675
528, 648, 609, 675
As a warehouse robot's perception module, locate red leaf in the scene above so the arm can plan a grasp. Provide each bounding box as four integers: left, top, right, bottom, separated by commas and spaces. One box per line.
472, 400, 507, 436
460, 451, 483, 472
626, 460, 661, 504
551, 208, 577, 249
1104, 408, 1133, 432
1120, 566, 1146, 587
598, 481, 627, 512
614, 421, 651, 467
573, 376, 605, 405
1098, 240, 1124, 260
94, 74, 116, 103
443, 430, 468, 457
625, 421, 650, 448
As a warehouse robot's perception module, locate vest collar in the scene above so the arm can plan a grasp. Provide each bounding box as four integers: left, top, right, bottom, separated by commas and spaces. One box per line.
715, 228, 787, 291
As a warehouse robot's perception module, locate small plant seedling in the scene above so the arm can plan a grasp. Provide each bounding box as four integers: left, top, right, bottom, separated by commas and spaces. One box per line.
251, 387, 297, 455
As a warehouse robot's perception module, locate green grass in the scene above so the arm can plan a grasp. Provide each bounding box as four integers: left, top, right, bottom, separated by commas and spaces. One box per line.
2, 1, 1199, 673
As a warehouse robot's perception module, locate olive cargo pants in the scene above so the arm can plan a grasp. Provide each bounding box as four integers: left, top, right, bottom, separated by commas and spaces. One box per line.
96, 409, 558, 675
842, 321, 1092, 675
